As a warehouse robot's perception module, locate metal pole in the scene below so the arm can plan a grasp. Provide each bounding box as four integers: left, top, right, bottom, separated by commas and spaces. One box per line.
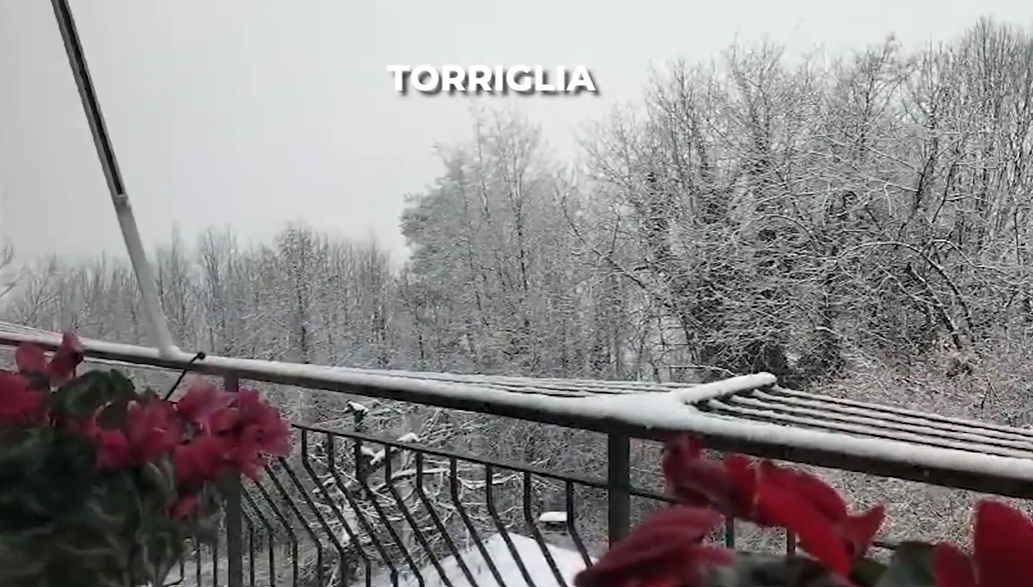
606, 433, 631, 544
49, 0, 183, 358
222, 373, 244, 587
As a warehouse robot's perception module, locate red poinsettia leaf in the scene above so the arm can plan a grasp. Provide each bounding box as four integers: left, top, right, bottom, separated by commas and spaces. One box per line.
722, 455, 759, 518
47, 332, 84, 384
170, 493, 202, 520
60, 331, 83, 353
96, 430, 133, 469
14, 344, 47, 374
579, 507, 724, 578
840, 506, 886, 558
755, 483, 852, 576
932, 543, 977, 587
759, 461, 848, 521
971, 500, 1033, 585
662, 435, 749, 514
0, 372, 47, 424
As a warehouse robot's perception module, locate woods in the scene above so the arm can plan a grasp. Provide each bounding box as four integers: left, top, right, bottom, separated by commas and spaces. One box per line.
12, 21, 1033, 398
3, 18, 1033, 555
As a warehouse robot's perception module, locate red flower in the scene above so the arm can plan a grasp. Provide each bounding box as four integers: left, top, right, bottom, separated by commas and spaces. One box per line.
934, 500, 1033, 587
0, 371, 47, 425
217, 390, 290, 479
174, 434, 229, 486
232, 389, 291, 455
175, 382, 236, 434
662, 434, 884, 576
14, 332, 84, 386
95, 400, 182, 469
170, 493, 202, 520
174, 384, 290, 478
575, 507, 734, 587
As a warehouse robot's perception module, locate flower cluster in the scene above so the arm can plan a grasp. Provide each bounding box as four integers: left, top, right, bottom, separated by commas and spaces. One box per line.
577, 433, 1033, 587
87, 381, 292, 519
0, 332, 83, 425
0, 332, 291, 519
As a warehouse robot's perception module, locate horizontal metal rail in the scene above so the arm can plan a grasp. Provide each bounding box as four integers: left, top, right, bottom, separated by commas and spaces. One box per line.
0, 333, 960, 586
1, 327, 1033, 500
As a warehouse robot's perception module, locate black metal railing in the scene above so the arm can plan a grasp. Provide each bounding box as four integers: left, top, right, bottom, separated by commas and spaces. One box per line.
0, 333, 1008, 587
169, 411, 677, 587
162, 396, 824, 587
170, 416, 907, 587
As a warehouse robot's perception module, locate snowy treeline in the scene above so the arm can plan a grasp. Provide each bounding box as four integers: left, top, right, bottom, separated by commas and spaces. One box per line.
3, 18, 1033, 559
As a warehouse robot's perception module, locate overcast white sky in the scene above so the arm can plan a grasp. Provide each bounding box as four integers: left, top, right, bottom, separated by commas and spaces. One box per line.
1, 1, 1029, 266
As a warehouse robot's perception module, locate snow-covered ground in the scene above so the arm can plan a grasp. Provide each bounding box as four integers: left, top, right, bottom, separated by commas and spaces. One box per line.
363, 533, 594, 587
170, 532, 593, 587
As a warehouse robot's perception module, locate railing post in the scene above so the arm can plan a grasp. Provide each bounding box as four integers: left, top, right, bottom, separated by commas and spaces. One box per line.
606, 433, 631, 545
223, 373, 244, 587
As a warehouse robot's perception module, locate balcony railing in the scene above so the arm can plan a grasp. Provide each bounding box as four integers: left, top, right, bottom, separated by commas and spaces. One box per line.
3, 322, 1033, 587
27, 3, 1033, 586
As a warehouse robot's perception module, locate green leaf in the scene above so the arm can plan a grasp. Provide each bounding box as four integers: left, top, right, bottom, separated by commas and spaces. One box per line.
0, 427, 98, 534
874, 542, 936, 587
130, 509, 187, 587
139, 455, 178, 506
704, 552, 855, 586
850, 557, 888, 587
48, 370, 139, 425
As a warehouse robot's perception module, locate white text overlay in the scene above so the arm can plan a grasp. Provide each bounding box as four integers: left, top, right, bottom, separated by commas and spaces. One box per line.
387, 65, 598, 96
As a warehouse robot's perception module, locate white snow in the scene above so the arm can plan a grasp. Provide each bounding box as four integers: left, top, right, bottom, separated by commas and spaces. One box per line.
538, 512, 568, 524
362, 533, 593, 587
347, 401, 370, 414
773, 387, 1033, 440
673, 373, 777, 403
715, 393, 1033, 457
361, 445, 387, 467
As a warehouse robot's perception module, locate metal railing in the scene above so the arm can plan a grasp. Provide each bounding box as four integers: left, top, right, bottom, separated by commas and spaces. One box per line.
2, 327, 1024, 587
210, 421, 656, 587
31, 4, 1033, 586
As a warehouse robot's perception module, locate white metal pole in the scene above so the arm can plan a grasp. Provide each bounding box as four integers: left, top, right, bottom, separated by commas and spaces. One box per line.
50, 0, 185, 360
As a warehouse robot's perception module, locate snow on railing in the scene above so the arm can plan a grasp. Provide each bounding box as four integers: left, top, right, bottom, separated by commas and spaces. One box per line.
0, 324, 1032, 499
538, 512, 568, 524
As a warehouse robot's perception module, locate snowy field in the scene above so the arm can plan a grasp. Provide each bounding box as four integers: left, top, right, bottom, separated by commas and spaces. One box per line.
173, 533, 593, 587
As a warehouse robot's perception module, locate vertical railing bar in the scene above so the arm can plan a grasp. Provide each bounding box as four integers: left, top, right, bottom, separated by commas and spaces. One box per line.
266, 459, 327, 586
521, 471, 568, 587
724, 518, 736, 548
352, 440, 425, 585
250, 479, 301, 587
297, 430, 374, 586
564, 481, 593, 566
244, 516, 257, 587
382, 452, 454, 587
224, 373, 245, 587
484, 464, 537, 587
322, 434, 401, 578
446, 458, 509, 587
411, 453, 481, 587
606, 433, 631, 545
241, 489, 283, 587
